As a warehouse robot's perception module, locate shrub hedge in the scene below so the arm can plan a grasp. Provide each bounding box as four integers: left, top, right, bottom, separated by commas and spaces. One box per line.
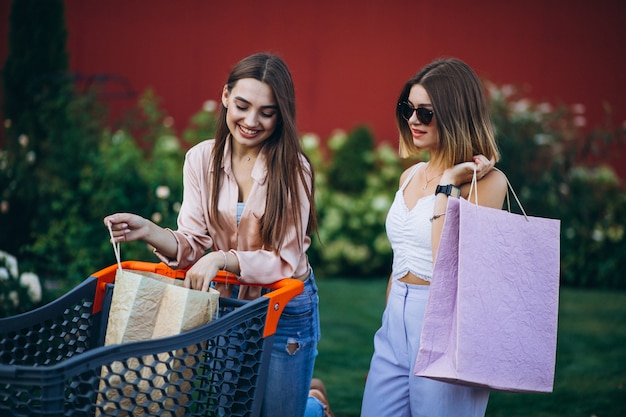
1, 82, 625, 315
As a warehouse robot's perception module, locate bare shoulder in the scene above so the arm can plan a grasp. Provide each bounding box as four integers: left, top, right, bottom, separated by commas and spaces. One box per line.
483, 168, 508, 191
474, 167, 508, 208
398, 163, 421, 187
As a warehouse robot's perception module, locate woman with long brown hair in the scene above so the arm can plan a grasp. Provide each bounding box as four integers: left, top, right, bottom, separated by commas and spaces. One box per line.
106, 52, 331, 417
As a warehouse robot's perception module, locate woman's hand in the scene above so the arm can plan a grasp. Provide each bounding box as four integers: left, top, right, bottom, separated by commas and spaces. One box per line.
470, 154, 495, 181
184, 251, 224, 292
104, 213, 150, 243
439, 155, 495, 186
438, 154, 506, 208
431, 155, 504, 262
104, 213, 179, 258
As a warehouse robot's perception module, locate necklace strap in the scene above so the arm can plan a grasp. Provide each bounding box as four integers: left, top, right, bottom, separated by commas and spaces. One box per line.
423, 164, 443, 190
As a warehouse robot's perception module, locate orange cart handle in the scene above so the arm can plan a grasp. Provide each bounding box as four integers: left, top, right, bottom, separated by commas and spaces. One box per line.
91, 261, 304, 338
250, 277, 304, 338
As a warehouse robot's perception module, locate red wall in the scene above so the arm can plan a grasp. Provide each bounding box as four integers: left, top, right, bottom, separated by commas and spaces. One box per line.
2, 0, 626, 173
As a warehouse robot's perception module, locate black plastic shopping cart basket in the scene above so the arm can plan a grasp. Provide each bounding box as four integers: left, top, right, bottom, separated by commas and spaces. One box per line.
0, 261, 303, 417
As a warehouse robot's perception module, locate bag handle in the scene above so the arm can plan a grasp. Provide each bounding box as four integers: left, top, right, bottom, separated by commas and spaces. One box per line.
468, 165, 479, 206
468, 166, 529, 222
107, 221, 123, 270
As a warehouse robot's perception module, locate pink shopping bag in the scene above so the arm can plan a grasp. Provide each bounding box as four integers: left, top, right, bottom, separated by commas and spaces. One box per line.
413, 185, 560, 393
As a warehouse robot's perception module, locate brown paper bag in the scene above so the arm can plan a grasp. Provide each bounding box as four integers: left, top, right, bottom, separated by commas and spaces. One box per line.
97, 268, 219, 416
104, 269, 219, 344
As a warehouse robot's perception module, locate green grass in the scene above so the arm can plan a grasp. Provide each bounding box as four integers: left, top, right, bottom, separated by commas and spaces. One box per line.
312, 278, 626, 417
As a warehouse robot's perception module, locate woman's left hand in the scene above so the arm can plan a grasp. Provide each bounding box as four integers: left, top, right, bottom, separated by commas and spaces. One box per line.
440, 155, 495, 186
471, 154, 495, 180
184, 251, 223, 292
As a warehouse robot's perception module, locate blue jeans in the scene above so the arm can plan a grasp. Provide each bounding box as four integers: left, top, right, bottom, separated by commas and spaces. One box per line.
261, 270, 322, 417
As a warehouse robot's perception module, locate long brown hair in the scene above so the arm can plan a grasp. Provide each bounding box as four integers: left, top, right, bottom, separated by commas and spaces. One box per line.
395, 58, 500, 166
210, 53, 316, 252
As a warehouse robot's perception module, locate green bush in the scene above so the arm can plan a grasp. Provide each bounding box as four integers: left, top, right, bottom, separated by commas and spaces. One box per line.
488, 83, 626, 288
305, 128, 406, 277
2, 71, 626, 317
0, 88, 215, 311
326, 125, 376, 194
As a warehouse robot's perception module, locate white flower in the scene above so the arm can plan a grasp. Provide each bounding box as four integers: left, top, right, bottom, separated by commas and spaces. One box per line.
501, 85, 515, 98
203, 100, 217, 112
20, 272, 42, 303
163, 116, 175, 128
573, 115, 586, 127
536, 102, 553, 114
592, 229, 604, 242
158, 135, 181, 152
112, 130, 125, 144
18, 134, 28, 147
301, 133, 320, 149
534, 133, 552, 145
156, 186, 170, 199
8, 291, 18, 307
511, 99, 531, 114
0, 251, 18, 278
151, 212, 163, 223
371, 195, 390, 212
26, 151, 36, 164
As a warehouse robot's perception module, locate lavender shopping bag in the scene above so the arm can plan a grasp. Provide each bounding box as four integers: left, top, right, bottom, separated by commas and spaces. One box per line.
413, 191, 560, 393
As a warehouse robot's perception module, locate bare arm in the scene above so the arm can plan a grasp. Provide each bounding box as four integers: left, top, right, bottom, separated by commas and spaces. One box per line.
430, 157, 507, 262
104, 212, 179, 259
106, 212, 225, 292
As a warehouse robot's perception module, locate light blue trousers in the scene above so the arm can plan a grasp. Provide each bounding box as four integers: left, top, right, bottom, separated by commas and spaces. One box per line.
361, 280, 490, 417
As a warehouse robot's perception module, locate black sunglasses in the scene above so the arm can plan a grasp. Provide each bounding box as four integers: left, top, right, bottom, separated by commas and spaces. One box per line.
398, 102, 434, 125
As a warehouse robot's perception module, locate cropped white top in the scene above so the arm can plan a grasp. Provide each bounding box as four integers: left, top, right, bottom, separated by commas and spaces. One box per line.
385, 163, 435, 282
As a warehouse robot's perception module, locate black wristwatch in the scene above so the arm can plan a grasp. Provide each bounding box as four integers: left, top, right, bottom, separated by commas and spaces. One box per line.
435, 184, 461, 198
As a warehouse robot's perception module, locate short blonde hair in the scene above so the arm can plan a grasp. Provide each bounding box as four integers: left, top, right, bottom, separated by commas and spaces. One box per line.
395, 58, 500, 167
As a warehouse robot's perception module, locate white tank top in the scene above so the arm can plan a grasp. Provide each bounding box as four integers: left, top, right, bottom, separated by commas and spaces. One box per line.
385, 163, 435, 282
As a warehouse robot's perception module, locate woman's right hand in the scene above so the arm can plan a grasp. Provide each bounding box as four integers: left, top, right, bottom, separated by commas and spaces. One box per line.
104, 213, 150, 243
104, 213, 179, 259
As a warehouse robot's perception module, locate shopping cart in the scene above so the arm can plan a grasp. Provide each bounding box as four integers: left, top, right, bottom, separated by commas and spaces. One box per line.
0, 261, 303, 417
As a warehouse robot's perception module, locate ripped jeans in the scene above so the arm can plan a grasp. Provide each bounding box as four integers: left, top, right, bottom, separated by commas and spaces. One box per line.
261, 270, 321, 417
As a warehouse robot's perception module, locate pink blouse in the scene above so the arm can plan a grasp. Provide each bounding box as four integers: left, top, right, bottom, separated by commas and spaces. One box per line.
154, 138, 312, 299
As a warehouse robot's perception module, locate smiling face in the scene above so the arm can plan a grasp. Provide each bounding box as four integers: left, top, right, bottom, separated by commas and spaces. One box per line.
222, 78, 279, 152
406, 83, 439, 151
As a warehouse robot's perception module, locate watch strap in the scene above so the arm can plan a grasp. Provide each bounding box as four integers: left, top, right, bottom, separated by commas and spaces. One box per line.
435, 184, 461, 198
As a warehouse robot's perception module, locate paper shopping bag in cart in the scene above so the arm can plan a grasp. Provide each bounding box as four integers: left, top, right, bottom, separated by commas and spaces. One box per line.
413, 195, 560, 393
104, 268, 219, 344
98, 268, 219, 415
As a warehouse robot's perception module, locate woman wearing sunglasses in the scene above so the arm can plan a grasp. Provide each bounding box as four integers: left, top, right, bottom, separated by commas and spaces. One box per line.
360, 58, 507, 417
